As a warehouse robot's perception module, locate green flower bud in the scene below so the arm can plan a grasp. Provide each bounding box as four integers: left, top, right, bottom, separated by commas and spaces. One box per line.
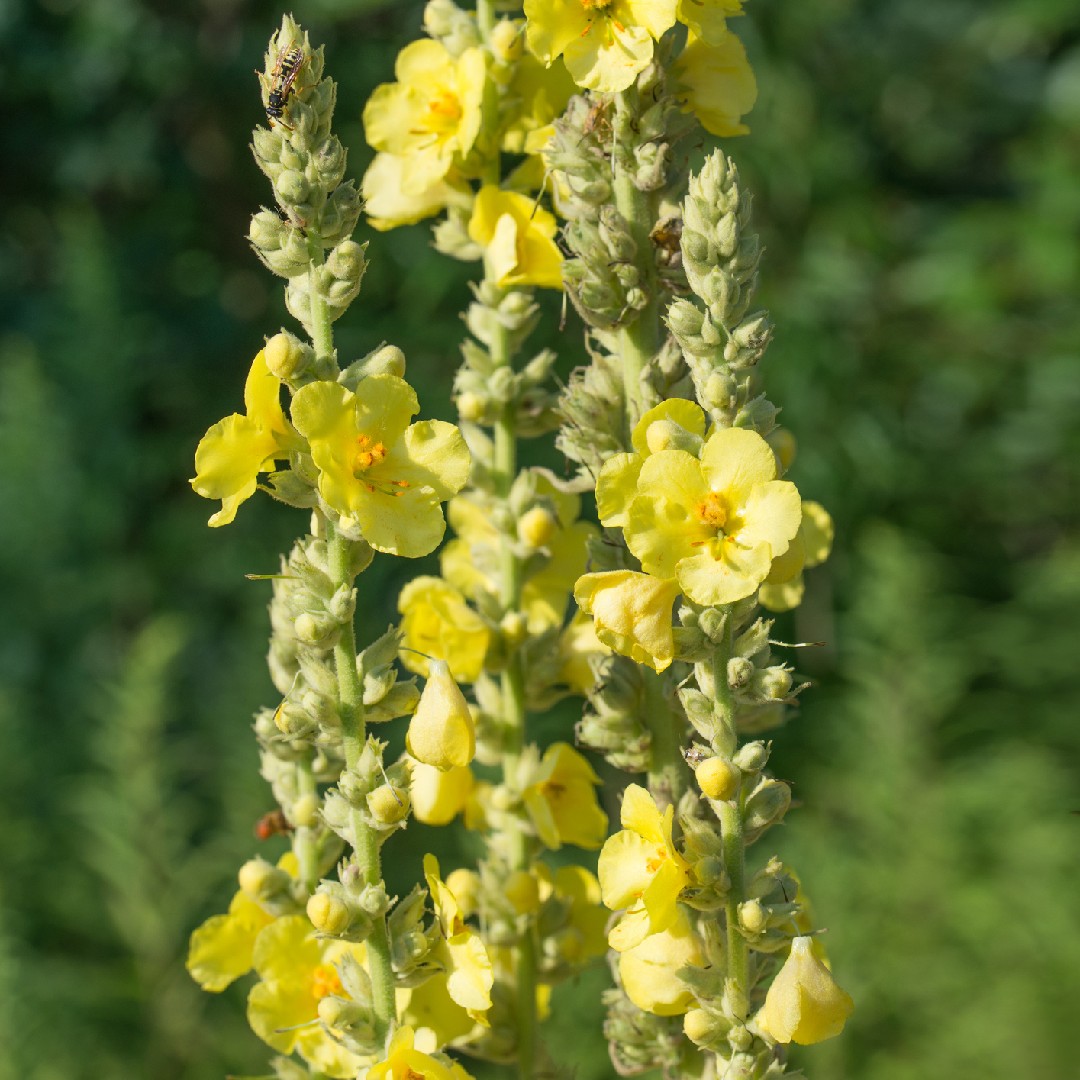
727, 656, 755, 689
743, 779, 791, 833
294, 611, 340, 645
733, 740, 769, 773
275, 169, 310, 204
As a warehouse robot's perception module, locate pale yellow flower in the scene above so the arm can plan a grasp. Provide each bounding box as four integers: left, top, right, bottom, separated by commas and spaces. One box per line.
522, 742, 609, 850
757, 936, 854, 1045
409, 757, 475, 826
675, 29, 757, 137
467, 186, 563, 290
399, 576, 491, 683
618, 907, 703, 1015
524, 0, 679, 93
598, 784, 690, 951
407, 660, 476, 770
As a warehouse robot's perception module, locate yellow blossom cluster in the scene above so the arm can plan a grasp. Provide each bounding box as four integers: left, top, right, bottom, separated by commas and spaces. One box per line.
192, 348, 471, 558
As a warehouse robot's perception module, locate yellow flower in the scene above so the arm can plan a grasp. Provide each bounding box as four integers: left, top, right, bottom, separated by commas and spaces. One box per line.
621, 427, 802, 607
399, 576, 491, 683
759, 500, 834, 612
598, 784, 691, 951
362, 152, 467, 231
187, 890, 275, 991
365, 1025, 475, 1080
757, 936, 854, 1045
558, 609, 611, 695
363, 39, 487, 191
499, 51, 576, 156
186, 851, 297, 991
676, 0, 745, 44
574, 570, 679, 673
537, 864, 610, 965
674, 29, 757, 137
290, 375, 470, 558
467, 186, 563, 290
424, 855, 494, 1022
618, 907, 703, 1015
524, 0, 679, 93
191, 349, 297, 526
442, 478, 595, 634
522, 742, 609, 850
247, 914, 370, 1078
398, 974, 476, 1051
407, 660, 476, 771
409, 757, 475, 826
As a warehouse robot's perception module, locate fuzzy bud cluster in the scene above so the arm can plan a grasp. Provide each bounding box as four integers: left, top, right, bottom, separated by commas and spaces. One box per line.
249, 17, 364, 347
668, 151, 777, 432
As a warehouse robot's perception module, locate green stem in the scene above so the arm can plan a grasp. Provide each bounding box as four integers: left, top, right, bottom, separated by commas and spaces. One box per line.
327, 508, 396, 1043
476, 0, 495, 39
488, 289, 537, 1080
612, 91, 684, 806
307, 236, 335, 362
712, 616, 749, 996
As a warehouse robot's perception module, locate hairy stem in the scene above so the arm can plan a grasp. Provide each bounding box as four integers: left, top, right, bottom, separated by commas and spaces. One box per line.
713, 617, 748, 995
489, 290, 538, 1080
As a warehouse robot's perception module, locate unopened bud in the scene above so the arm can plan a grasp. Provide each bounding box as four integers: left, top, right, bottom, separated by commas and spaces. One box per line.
238, 857, 288, 902
727, 656, 754, 689
696, 756, 739, 801
684, 1007, 727, 1047
743, 779, 791, 833
489, 18, 523, 63
733, 741, 769, 773
504, 870, 541, 915
366, 782, 410, 825
456, 390, 486, 421
517, 506, 558, 549
292, 792, 319, 828
738, 899, 767, 934
445, 868, 481, 918
307, 892, 352, 936
264, 331, 307, 381
500, 611, 528, 648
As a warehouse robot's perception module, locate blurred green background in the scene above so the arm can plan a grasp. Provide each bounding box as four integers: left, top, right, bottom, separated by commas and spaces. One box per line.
2, 0, 1078, 1077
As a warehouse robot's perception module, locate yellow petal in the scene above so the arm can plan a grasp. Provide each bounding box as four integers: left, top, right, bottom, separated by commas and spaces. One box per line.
595, 453, 643, 528
699, 426, 778, 502
759, 936, 854, 1045
631, 398, 707, 458
410, 758, 474, 825
675, 29, 757, 137
618, 907, 703, 1015
407, 660, 475, 769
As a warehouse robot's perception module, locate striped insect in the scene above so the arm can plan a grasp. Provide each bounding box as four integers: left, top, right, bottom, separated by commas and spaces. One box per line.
263, 45, 305, 127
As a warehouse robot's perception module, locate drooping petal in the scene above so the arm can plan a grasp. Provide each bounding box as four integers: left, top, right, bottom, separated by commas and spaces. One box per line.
595, 453, 643, 527
674, 29, 757, 137
186, 891, 274, 991
620, 782, 667, 842
618, 907, 703, 1015
676, 542, 772, 606
192, 414, 281, 526
574, 570, 679, 672
598, 830, 662, 911
759, 936, 854, 1045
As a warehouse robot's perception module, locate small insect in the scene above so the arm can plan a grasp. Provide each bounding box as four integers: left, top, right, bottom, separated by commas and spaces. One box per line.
254, 808, 293, 841
263, 45, 305, 127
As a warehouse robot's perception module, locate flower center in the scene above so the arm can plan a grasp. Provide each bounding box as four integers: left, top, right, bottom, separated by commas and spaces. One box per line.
352, 433, 388, 475
645, 844, 668, 874
697, 491, 729, 530
310, 963, 343, 1000
425, 89, 463, 135
580, 0, 613, 10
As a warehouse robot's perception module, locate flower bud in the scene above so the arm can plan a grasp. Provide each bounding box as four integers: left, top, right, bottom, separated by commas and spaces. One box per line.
684, 1007, 728, 1047
733, 741, 769, 773
759, 936, 853, 1045
238, 857, 289, 902
292, 792, 319, 828
767, 427, 797, 473
456, 390, 486, 421
489, 18, 523, 63
505, 870, 541, 915
366, 782, 410, 825
499, 611, 529, 650
406, 659, 476, 770
444, 868, 481, 919
743, 779, 791, 833
738, 899, 767, 935
307, 891, 352, 936
357, 882, 390, 918
696, 757, 739, 801
264, 331, 309, 382
293, 611, 339, 644
753, 666, 793, 701
727, 656, 755, 689
275, 169, 309, 204
517, 506, 558, 549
